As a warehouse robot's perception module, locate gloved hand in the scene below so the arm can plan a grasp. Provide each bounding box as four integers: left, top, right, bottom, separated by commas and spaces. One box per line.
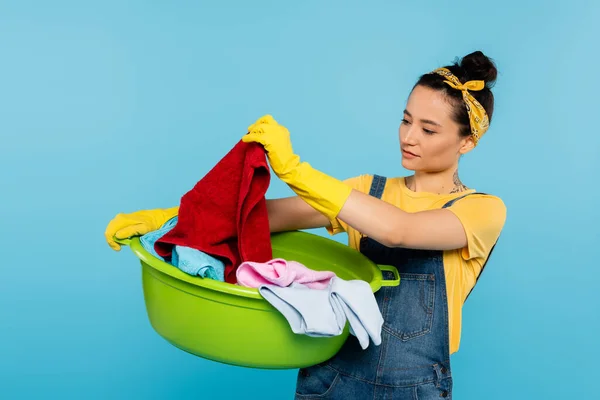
247, 114, 278, 133
104, 206, 179, 251
243, 115, 299, 178
242, 115, 352, 220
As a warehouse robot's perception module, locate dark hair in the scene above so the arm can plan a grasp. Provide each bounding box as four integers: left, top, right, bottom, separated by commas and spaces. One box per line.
415, 50, 497, 138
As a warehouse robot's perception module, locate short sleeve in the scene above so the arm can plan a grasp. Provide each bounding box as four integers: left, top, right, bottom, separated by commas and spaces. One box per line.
326, 174, 373, 235
446, 194, 507, 260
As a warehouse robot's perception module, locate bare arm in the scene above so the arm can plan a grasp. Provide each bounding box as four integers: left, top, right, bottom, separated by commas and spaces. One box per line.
267, 196, 331, 233
336, 189, 468, 250
267, 187, 468, 251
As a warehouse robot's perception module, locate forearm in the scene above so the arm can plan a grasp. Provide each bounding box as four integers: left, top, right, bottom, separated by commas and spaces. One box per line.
266, 196, 330, 232
336, 189, 468, 250
158, 198, 327, 234
336, 190, 408, 247
154, 198, 327, 234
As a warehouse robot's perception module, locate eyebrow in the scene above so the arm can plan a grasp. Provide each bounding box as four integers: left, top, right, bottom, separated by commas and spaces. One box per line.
403, 109, 442, 127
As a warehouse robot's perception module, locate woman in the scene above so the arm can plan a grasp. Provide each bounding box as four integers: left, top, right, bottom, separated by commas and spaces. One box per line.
105, 50, 506, 399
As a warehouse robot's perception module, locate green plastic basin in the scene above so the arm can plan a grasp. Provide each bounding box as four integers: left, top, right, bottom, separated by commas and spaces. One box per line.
117, 230, 399, 369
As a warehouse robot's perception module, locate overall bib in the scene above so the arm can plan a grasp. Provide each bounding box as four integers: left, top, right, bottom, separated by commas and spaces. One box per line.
295, 175, 491, 399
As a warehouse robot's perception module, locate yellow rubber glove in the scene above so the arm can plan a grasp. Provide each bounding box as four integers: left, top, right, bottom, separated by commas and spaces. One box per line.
247, 114, 278, 133
104, 206, 179, 251
242, 116, 352, 220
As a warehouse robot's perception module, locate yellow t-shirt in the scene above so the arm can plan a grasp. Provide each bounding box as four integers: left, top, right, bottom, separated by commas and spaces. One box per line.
327, 174, 506, 354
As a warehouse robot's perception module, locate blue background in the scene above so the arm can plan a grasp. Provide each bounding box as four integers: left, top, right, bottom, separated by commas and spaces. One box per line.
2, 1, 598, 399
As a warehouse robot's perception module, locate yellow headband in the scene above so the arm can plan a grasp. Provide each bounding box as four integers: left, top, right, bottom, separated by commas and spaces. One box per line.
432, 67, 489, 146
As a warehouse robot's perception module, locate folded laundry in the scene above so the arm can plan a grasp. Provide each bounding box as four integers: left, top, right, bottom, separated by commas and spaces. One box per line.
236, 258, 336, 289
258, 277, 383, 349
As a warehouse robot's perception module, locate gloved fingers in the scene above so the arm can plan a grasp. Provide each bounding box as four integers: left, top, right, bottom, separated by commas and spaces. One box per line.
113, 223, 147, 242
105, 233, 122, 251
244, 122, 273, 142
242, 132, 268, 146
247, 114, 278, 132
105, 215, 126, 251
257, 114, 277, 125
249, 122, 280, 135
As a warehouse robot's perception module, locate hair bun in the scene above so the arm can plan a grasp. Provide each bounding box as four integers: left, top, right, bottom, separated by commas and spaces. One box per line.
460, 51, 497, 86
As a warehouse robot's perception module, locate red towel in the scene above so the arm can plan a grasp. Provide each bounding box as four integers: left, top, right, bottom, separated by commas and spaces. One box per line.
155, 140, 272, 284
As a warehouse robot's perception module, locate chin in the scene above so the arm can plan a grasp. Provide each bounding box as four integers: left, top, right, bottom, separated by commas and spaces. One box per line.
401, 158, 417, 170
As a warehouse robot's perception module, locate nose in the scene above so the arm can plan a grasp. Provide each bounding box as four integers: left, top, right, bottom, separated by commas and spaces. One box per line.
400, 124, 418, 146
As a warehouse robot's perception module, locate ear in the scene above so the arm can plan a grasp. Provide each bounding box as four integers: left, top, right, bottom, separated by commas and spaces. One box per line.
458, 136, 475, 155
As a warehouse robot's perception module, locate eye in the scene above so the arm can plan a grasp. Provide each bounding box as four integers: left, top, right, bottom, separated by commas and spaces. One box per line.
401, 118, 411, 125
423, 128, 436, 135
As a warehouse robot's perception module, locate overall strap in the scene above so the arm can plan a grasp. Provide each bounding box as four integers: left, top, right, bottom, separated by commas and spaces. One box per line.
360, 175, 388, 246
368, 174, 387, 199
442, 191, 499, 303
441, 192, 483, 209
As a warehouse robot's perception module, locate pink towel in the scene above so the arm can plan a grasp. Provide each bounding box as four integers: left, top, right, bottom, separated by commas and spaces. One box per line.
236, 258, 336, 289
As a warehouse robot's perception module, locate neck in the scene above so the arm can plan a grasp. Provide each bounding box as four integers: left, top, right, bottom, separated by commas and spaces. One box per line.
405, 167, 468, 194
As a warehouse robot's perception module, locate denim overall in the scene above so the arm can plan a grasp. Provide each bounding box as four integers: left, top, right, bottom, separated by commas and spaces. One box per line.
295, 175, 493, 399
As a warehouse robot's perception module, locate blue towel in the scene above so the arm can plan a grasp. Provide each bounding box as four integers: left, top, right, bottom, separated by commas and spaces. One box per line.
171, 245, 224, 281
140, 217, 225, 281
258, 277, 384, 349
139, 217, 178, 261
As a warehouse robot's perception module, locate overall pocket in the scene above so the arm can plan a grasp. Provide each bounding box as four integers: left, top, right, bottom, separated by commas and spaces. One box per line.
295, 363, 340, 398
381, 273, 435, 341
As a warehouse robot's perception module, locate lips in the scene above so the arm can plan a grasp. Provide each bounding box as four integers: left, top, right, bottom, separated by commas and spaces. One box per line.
402, 149, 419, 157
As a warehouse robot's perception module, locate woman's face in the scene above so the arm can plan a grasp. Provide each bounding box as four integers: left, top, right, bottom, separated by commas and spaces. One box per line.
399, 85, 474, 172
